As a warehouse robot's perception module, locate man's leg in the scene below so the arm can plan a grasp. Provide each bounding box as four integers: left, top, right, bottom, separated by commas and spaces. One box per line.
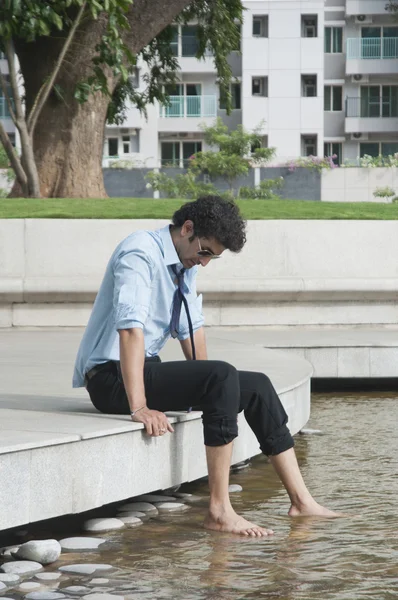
239, 370, 339, 517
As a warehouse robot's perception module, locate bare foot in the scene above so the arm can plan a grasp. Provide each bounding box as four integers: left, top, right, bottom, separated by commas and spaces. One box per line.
288, 501, 342, 518
204, 508, 274, 537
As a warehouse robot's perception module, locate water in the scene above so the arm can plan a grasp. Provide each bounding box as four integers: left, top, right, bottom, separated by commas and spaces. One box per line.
4, 392, 398, 600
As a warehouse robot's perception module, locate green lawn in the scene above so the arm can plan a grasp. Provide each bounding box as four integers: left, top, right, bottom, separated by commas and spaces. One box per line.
1, 197, 398, 219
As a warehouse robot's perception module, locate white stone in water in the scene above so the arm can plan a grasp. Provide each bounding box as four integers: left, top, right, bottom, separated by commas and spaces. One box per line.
58, 564, 113, 576
25, 593, 66, 600
34, 573, 61, 581
0, 573, 20, 583
88, 579, 109, 585
0, 582, 6, 591
118, 516, 143, 527
154, 502, 189, 513
81, 594, 124, 600
134, 494, 178, 503
1, 546, 20, 558
173, 493, 202, 503
59, 538, 107, 552
1, 561, 43, 575
60, 586, 91, 595
18, 582, 41, 591
16, 540, 61, 565
228, 484, 243, 493
83, 519, 125, 533
299, 428, 324, 436
116, 510, 150, 521
118, 502, 158, 514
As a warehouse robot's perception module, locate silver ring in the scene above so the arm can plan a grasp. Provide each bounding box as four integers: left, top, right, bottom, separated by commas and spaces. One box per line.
160, 428, 166, 433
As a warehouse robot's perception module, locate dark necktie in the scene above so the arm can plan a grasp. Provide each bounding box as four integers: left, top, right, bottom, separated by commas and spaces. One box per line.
170, 266, 196, 413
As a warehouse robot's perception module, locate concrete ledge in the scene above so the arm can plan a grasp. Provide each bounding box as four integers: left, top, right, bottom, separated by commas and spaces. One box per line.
0, 329, 311, 531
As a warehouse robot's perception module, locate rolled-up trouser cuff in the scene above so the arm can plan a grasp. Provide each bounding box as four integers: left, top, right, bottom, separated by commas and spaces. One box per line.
260, 425, 295, 456
203, 417, 238, 447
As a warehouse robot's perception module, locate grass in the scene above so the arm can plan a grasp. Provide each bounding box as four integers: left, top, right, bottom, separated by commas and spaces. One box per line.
1, 197, 398, 219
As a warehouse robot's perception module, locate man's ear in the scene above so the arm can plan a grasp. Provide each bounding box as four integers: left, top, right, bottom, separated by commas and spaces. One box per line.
181, 220, 194, 237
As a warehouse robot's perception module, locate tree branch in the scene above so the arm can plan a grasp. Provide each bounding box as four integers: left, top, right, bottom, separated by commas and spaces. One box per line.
27, 0, 88, 135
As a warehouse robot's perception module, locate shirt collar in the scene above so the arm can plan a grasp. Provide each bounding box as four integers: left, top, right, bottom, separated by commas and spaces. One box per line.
159, 225, 181, 266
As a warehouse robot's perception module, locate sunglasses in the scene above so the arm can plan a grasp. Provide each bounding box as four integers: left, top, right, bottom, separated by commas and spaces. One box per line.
197, 237, 221, 259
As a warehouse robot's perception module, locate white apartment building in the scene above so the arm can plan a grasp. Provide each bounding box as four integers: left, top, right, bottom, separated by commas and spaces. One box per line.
104, 0, 398, 168
0, 51, 15, 146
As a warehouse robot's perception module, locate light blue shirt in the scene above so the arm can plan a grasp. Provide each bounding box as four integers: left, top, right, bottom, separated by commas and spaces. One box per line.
72, 225, 204, 388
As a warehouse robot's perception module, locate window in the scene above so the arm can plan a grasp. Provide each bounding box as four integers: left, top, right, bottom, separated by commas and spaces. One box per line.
219, 83, 241, 109
252, 77, 268, 97
324, 142, 342, 165
382, 86, 398, 117
360, 142, 379, 158
302, 135, 317, 156
232, 24, 241, 51
253, 16, 268, 38
181, 25, 198, 57
360, 86, 398, 117
183, 141, 202, 167
302, 75, 317, 97
130, 129, 140, 153
161, 142, 180, 166
170, 26, 179, 57
107, 138, 119, 157
325, 27, 343, 53
302, 15, 318, 38
129, 67, 139, 89
251, 136, 268, 153
324, 86, 343, 111
122, 135, 130, 154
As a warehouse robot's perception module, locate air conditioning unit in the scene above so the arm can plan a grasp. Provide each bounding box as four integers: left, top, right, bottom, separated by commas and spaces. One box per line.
355, 15, 373, 24
351, 74, 369, 83
351, 133, 369, 140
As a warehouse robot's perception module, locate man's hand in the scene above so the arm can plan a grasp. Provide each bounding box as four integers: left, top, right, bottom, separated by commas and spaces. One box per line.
131, 406, 174, 437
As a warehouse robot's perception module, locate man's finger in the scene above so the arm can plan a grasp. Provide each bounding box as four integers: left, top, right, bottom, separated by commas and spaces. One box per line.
167, 422, 174, 433
146, 422, 153, 436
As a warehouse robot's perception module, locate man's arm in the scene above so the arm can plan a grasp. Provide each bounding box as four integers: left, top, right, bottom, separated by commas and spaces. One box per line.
119, 327, 174, 436
179, 327, 208, 360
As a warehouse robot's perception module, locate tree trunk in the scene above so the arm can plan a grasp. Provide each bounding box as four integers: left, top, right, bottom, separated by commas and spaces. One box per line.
11, 0, 194, 198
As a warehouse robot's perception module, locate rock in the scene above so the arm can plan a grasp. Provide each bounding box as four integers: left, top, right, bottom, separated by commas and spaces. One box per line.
58, 564, 113, 576
88, 579, 109, 585
0, 561, 43, 575
1, 545, 20, 558
15, 540, 61, 565
60, 586, 91, 595
299, 428, 324, 436
0, 573, 20, 584
173, 493, 202, 503
83, 519, 124, 533
59, 538, 107, 552
82, 595, 124, 600
116, 510, 150, 522
134, 494, 178, 503
154, 502, 189, 513
118, 502, 158, 514
228, 484, 243, 493
34, 573, 61, 581
18, 582, 41, 591
118, 516, 143, 527
0, 582, 6, 591
25, 593, 66, 600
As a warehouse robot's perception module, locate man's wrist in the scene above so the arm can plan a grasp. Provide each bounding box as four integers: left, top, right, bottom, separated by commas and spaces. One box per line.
130, 404, 147, 417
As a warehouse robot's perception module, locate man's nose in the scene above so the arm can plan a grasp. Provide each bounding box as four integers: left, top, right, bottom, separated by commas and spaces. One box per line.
199, 256, 212, 267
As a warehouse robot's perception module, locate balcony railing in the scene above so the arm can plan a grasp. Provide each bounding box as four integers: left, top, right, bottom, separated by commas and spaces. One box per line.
347, 37, 398, 59
346, 97, 398, 118
160, 95, 217, 118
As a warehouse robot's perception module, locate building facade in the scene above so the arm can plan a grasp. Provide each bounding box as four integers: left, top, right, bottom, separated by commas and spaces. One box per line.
104, 0, 398, 168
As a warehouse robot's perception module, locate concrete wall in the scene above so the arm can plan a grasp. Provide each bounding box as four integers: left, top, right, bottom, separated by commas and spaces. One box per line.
1, 219, 398, 328
321, 167, 398, 202
261, 167, 321, 201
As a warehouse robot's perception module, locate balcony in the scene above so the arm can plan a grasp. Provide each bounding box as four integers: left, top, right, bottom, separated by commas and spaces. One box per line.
171, 37, 215, 73
158, 95, 217, 133
346, 38, 398, 75
345, 96, 398, 133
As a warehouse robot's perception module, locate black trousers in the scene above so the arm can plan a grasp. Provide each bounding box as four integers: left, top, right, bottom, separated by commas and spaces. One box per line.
87, 359, 294, 456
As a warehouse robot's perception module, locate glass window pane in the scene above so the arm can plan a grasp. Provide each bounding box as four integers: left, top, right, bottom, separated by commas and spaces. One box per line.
325, 27, 331, 52
383, 27, 398, 38
170, 26, 178, 56
161, 142, 180, 166
232, 83, 241, 109
333, 86, 342, 111
331, 143, 342, 165
381, 142, 398, 155
324, 86, 331, 111
253, 18, 261, 36
360, 142, 379, 158
362, 27, 381, 38
182, 25, 198, 57
333, 27, 343, 53
108, 138, 118, 157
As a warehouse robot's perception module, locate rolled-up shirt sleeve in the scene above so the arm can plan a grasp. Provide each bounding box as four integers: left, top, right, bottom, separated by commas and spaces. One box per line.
113, 247, 156, 331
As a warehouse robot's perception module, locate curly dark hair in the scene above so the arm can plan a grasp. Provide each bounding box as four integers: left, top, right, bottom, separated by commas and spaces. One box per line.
171, 195, 247, 253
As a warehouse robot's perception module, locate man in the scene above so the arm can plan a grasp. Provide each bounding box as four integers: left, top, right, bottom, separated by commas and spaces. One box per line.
73, 195, 338, 537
